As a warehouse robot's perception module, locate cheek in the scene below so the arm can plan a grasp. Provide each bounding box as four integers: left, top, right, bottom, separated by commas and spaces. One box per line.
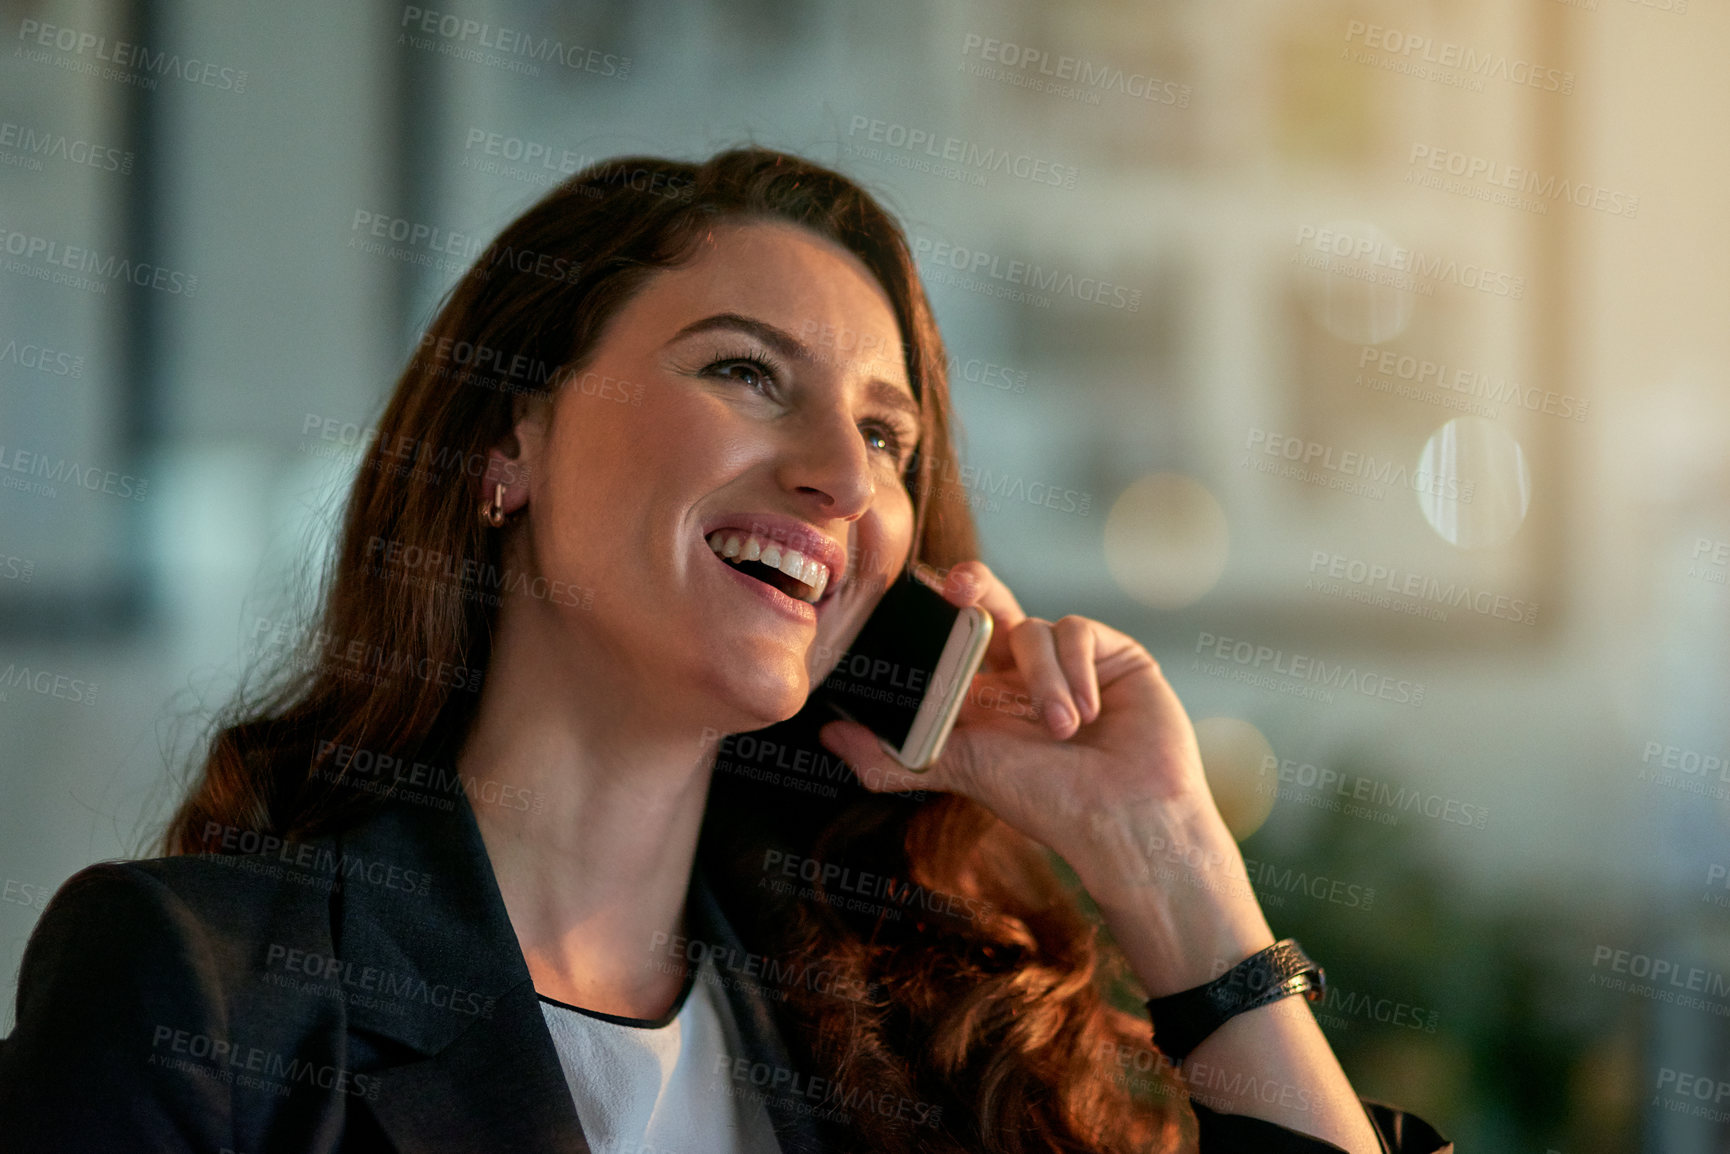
543, 391, 729, 508
807, 490, 917, 683
864, 486, 917, 575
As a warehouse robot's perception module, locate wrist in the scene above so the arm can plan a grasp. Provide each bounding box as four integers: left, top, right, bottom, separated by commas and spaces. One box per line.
1064, 799, 1276, 997
1066, 793, 1251, 911
1101, 885, 1276, 997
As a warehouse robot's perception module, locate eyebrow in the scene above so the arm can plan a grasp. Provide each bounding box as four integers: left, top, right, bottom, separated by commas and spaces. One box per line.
669, 312, 921, 421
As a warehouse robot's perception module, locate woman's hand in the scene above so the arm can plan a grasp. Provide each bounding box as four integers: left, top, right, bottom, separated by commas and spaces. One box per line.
817, 560, 1202, 862
818, 560, 1386, 1152
816, 559, 1269, 974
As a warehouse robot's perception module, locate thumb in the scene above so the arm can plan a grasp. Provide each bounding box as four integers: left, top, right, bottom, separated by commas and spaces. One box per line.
919, 721, 1028, 803
817, 720, 938, 794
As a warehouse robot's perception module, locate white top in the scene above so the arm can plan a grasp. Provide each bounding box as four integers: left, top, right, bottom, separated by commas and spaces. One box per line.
538, 954, 783, 1154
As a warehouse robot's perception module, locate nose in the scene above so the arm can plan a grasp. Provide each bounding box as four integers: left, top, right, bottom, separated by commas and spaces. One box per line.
773, 402, 874, 521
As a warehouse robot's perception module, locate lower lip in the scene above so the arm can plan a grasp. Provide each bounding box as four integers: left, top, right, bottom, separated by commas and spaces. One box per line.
709, 548, 818, 624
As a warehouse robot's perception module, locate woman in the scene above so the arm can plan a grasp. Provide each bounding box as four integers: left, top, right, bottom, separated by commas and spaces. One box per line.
0, 148, 1450, 1152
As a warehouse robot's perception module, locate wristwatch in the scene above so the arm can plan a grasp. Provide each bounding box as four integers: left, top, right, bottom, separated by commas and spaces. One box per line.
1144, 938, 1327, 1061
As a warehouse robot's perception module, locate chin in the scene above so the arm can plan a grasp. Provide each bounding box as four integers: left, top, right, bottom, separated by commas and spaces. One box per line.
706, 658, 811, 733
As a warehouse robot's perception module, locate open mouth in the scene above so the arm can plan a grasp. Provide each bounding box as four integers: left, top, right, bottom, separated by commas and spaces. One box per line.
706, 530, 831, 604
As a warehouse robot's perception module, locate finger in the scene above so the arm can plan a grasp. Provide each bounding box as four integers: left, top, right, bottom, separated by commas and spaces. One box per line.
940, 560, 1026, 671
920, 721, 1067, 810
911, 561, 958, 599
817, 720, 942, 794
953, 669, 1048, 730
1053, 615, 1101, 723
1007, 618, 1080, 738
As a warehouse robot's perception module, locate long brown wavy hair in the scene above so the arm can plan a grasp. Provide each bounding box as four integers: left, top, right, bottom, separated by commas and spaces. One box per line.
160, 147, 1191, 1152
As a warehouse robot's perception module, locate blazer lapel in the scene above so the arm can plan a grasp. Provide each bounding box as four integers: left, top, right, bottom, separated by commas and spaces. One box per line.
331, 791, 586, 1152
363, 979, 590, 1153
328, 785, 825, 1153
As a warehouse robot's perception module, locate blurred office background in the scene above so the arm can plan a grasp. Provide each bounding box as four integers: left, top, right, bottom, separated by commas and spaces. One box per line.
3, 0, 1728, 1147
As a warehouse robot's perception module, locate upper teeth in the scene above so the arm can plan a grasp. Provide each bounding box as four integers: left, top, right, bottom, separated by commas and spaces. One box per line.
706, 530, 831, 602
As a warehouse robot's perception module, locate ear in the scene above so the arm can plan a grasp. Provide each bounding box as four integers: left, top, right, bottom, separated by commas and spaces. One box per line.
478, 393, 551, 519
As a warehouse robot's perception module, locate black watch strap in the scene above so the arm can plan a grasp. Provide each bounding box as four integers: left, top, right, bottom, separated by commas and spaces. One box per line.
1144, 938, 1326, 1061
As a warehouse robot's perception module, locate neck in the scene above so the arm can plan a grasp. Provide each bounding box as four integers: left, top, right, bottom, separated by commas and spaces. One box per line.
458, 601, 728, 1020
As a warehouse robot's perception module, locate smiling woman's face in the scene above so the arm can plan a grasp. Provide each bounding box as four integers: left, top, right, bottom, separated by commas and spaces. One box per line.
501, 218, 922, 731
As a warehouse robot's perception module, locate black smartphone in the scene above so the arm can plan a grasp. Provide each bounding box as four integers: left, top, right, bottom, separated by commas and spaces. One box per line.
815, 570, 993, 770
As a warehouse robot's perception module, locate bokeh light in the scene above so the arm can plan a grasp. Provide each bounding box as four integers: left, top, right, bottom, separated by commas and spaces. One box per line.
1415, 417, 1533, 550
1295, 219, 1418, 345
1103, 473, 1229, 609
1194, 716, 1278, 842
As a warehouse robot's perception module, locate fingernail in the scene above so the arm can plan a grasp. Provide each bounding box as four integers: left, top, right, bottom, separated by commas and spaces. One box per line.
1048, 701, 1075, 732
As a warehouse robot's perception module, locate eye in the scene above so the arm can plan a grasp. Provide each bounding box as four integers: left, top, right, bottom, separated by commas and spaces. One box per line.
864, 421, 919, 470
704, 356, 775, 393
862, 423, 900, 456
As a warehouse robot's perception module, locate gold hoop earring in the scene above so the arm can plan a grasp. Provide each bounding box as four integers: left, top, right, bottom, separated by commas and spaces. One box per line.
481, 482, 506, 529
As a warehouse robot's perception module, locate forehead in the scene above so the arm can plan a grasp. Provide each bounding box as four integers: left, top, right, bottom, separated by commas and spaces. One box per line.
635, 219, 913, 389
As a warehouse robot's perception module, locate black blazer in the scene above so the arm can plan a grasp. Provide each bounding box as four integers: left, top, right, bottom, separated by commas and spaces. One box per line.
0, 780, 1449, 1152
